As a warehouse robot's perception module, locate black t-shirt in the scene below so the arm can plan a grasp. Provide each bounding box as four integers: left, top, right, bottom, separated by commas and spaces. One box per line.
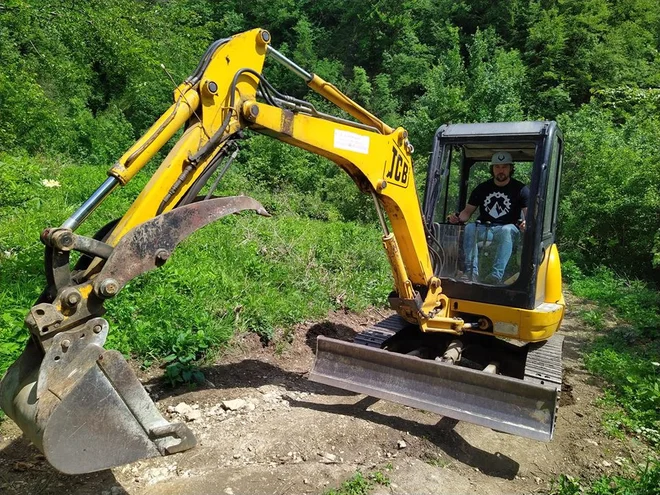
468, 178, 529, 225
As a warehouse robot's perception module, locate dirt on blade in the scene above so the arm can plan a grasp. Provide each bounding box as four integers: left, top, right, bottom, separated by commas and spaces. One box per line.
0, 299, 651, 495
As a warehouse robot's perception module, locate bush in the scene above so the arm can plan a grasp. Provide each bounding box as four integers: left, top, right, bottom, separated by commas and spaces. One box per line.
558, 103, 660, 283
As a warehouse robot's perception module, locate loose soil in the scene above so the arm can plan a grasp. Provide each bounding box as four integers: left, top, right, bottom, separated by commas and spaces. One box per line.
0, 296, 651, 494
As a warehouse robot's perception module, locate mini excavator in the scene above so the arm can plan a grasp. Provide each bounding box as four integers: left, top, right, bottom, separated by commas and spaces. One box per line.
0, 29, 565, 474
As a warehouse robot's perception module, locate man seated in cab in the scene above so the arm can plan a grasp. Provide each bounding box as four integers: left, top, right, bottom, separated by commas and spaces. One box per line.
448, 152, 529, 284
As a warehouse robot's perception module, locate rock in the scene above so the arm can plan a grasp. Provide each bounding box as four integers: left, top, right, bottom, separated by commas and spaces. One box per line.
233, 453, 242, 459
222, 399, 247, 411
319, 453, 338, 464
185, 410, 203, 422
174, 402, 193, 415
12, 461, 34, 472
145, 467, 170, 485
224, 488, 234, 495
585, 439, 599, 446
262, 392, 281, 404
110, 487, 123, 495
397, 440, 407, 449
207, 405, 227, 417
167, 405, 176, 413
245, 402, 256, 412
602, 460, 612, 467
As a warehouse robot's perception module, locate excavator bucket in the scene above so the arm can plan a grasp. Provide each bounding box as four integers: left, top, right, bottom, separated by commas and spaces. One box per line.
0, 318, 195, 474
0, 196, 271, 473
309, 317, 563, 441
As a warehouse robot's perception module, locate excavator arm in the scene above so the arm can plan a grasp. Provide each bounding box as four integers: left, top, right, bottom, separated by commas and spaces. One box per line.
0, 29, 561, 474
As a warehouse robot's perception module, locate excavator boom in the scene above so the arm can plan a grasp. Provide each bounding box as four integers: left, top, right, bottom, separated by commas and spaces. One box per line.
0, 29, 564, 474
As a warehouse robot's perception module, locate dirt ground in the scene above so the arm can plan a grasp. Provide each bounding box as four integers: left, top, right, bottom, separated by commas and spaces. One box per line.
0, 299, 652, 495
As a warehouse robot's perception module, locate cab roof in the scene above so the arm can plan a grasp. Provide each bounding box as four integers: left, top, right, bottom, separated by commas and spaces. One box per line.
437, 121, 557, 139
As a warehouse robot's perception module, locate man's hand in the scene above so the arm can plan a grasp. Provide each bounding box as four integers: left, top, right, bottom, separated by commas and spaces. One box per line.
449, 205, 475, 224
518, 219, 526, 232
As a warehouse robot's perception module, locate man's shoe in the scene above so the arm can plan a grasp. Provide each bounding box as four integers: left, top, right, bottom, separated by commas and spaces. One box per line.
484, 274, 502, 285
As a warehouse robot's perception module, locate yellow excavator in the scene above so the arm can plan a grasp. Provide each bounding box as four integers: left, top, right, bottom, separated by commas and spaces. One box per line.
0, 29, 565, 474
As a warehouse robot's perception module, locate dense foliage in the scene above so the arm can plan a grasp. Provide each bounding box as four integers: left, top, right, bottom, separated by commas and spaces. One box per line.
1, 0, 659, 281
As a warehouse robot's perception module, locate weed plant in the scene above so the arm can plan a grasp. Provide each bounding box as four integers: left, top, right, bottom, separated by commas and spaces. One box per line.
324, 470, 391, 495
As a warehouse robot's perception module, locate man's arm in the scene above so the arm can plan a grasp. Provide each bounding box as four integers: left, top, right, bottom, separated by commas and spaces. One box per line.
449, 203, 477, 224
519, 207, 527, 232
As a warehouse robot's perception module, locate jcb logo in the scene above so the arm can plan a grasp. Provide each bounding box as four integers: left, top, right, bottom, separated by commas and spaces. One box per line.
384, 145, 410, 187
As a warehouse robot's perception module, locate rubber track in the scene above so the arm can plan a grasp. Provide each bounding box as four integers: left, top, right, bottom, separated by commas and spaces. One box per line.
524, 333, 564, 390
352, 315, 563, 390
352, 315, 407, 347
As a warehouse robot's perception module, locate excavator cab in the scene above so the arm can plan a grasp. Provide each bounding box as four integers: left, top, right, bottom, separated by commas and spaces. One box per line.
423, 122, 564, 310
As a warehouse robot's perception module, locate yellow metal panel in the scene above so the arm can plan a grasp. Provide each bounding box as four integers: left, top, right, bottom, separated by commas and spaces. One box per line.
307, 75, 394, 135
198, 29, 269, 135
447, 299, 562, 341
106, 125, 208, 245
545, 244, 564, 304
109, 87, 199, 185
382, 233, 415, 299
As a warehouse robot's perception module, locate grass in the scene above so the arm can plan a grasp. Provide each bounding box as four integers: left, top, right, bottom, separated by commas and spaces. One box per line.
562, 261, 660, 447
324, 470, 391, 495
552, 260, 660, 493
0, 152, 391, 384
421, 452, 451, 468
550, 459, 660, 495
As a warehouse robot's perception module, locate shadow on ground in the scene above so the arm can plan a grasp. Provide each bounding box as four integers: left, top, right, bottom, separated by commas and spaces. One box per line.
286, 395, 520, 479
144, 321, 519, 480
144, 320, 360, 401
0, 436, 126, 495
304, 321, 359, 351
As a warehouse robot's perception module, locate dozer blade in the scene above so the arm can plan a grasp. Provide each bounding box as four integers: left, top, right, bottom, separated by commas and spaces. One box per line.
310, 336, 560, 441
0, 318, 195, 474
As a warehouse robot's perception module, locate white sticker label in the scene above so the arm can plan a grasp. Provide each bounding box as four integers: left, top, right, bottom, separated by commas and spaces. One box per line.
334, 129, 370, 154
494, 322, 519, 336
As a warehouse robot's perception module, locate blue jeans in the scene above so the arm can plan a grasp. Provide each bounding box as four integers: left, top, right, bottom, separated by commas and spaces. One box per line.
462, 223, 520, 282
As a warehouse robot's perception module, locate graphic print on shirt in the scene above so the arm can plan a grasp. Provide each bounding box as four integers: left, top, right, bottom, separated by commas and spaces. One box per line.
483, 191, 511, 219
